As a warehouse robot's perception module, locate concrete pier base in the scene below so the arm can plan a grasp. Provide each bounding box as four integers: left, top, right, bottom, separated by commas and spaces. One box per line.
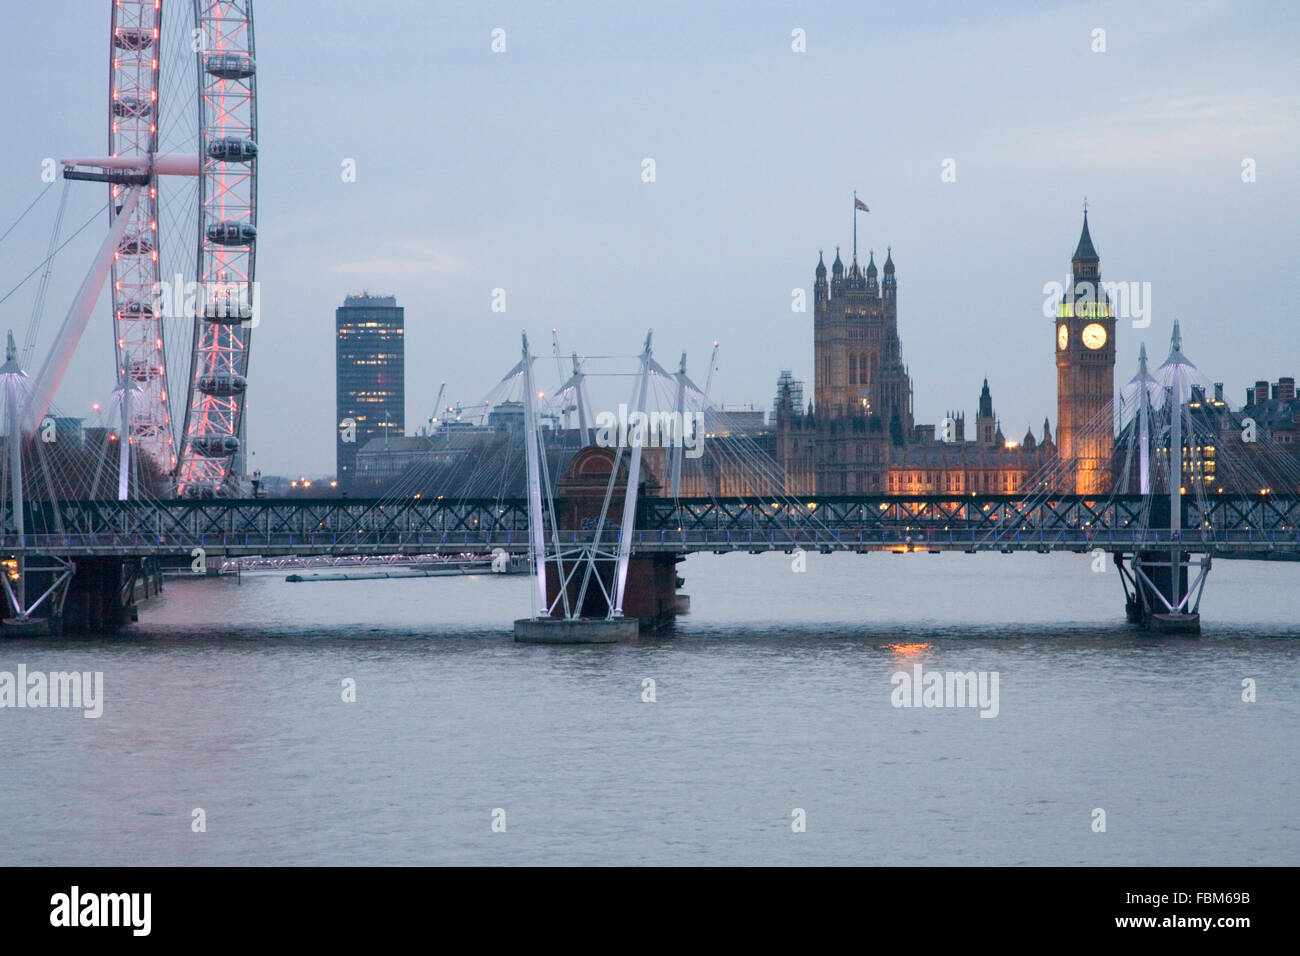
1151, 612, 1201, 634
1, 616, 59, 637
514, 617, 639, 644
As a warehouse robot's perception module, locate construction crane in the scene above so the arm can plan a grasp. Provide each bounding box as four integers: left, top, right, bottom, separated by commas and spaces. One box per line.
699, 341, 721, 443
447, 400, 491, 427
551, 328, 565, 381
703, 341, 720, 401
552, 328, 575, 428
424, 382, 446, 435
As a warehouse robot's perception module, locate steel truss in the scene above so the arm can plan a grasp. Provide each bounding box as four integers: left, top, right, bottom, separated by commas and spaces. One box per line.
0, 493, 1294, 559
1115, 551, 1212, 620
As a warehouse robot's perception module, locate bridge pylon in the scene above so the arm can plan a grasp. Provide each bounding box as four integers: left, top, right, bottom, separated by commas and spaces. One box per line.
1, 332, 75, 635
1113, 321, 1212, 633
513, 331, 665, 643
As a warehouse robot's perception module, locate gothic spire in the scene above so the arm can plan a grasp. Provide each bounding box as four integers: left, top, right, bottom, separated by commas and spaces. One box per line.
1072, 209, 1099, 263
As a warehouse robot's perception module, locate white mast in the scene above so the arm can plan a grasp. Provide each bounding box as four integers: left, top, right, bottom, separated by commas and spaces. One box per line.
612, 331, 652, 617
117, 381, 131, 500
671, 351, 687, 497
1138, 344, 1152, 495
520, 333, 548, 617
2, 333, 26, 612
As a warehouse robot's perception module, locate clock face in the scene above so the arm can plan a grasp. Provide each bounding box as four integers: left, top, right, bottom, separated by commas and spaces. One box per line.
1082, 323, 1107, 350
1057, 324, 1068, 350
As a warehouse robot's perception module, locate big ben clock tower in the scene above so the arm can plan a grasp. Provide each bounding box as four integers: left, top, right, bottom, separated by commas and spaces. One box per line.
1055, 208, 1116, 494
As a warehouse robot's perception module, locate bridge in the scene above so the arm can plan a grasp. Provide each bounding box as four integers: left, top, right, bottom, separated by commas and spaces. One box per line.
2, 492, 1298, 558
0, 308, 1295, 638
3, 326, 1299, 638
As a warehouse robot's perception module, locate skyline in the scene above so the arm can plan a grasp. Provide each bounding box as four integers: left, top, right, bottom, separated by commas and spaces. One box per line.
1, 0, 1298, 889
0, 0, 1296, 476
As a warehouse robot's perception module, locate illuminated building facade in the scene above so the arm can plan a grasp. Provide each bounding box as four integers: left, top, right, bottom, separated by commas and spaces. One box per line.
336, 293, 405, 486
773, 218, 1122, 496
1054, 210, 1116, 494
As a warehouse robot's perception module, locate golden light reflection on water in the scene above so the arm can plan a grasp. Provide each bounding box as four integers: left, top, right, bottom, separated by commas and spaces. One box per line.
883, 642, 931, 656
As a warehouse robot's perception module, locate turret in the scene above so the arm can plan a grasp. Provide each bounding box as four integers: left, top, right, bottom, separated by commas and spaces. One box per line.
847, 253, 864, 290
881, 247, 896, 304
814, 250, 828, 305
831, 247, 844, 296
976, 378, 996, 445
865, 250, 878, 296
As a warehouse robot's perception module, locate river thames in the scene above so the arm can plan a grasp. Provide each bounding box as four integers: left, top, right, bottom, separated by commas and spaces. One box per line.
2, 551, 1296, 865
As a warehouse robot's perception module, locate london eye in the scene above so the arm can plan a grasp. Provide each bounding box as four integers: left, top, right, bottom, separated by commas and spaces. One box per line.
44, 0, 258, 497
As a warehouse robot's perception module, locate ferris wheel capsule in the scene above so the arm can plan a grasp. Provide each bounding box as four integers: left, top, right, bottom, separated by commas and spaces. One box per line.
206, 137, 258, 163
113, 27, 156, 50
204, 51, 255, 80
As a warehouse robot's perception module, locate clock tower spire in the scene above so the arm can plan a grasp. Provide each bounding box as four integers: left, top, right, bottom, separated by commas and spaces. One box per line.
1055, 208, 1116, 494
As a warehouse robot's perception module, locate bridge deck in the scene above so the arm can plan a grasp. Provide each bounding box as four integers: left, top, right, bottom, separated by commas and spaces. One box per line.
2, 493, 1298, 557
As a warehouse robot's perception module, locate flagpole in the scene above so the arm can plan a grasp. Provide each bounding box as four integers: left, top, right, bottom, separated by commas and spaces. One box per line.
853, 191, 857, 258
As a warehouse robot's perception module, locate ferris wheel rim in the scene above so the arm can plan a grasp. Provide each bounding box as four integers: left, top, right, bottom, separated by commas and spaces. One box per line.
107, 0, 178, 475
173, 0, 258, 497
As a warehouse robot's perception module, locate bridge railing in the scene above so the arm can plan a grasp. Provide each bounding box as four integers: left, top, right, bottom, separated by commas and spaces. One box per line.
3, 493, 1295, 554
13, 493, 1300, 535
1, 527, 1298, 555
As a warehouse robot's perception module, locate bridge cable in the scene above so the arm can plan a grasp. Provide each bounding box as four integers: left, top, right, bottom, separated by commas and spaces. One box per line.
0, 181, 55, 247
22, 178, 72, 368
0, 200, 110, 309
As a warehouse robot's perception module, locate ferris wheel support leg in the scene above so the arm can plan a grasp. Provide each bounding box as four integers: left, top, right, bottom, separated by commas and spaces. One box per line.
24, 186, 143, 435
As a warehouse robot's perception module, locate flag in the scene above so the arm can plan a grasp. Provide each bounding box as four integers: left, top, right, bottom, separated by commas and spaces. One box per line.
854, 197, 870, 212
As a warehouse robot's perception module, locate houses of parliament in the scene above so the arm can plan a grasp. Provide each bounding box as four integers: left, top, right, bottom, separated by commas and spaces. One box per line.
771, 212, 1116, 496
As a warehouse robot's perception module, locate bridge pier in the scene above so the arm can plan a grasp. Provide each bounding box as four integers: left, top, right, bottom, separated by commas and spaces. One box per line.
1, 558, 71, 636
1115, 550, 1209, 634
543, 443, 683, 633
60, 557, 149, 633
6, 557, 149, 636
541, 551, 679, 629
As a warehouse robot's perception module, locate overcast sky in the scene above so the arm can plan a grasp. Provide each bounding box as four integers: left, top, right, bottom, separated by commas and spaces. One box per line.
2, 0, 1296, 475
